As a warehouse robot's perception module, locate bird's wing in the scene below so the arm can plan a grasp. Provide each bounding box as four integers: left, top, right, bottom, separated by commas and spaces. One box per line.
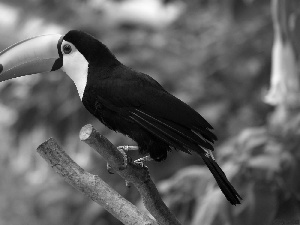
91, 71, 243, 205
93, 69, 217, 153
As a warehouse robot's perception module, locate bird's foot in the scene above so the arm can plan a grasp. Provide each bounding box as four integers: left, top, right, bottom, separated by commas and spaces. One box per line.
117, 146, 139, 188
106, 163, 115, 174
117, 146, 131, 170
106, 146, 135, 174
134, 155, 152, 167
117, 145, 139, 151
116, 145, 139, 170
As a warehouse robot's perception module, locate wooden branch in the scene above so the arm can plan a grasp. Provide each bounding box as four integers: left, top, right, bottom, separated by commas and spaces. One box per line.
37, 138, 158, 225
80, 124, 182, 225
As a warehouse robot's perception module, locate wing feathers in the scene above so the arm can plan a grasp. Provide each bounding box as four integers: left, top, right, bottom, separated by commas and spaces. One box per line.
192, 125, 218, 142
136, 109, 213, 148
129, 112, 188, 153
129, 109, 242, 205
130, 109, 213, 152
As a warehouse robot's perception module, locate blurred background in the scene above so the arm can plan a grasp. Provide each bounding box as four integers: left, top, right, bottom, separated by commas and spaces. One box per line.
0, 0, 299, 224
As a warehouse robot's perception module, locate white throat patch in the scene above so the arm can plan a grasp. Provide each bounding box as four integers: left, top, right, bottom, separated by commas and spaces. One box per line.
62, 51, 88, 100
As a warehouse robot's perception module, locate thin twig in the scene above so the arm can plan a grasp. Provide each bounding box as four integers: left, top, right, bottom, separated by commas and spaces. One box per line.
37, 138, 157, 225
80, 124, 182, 225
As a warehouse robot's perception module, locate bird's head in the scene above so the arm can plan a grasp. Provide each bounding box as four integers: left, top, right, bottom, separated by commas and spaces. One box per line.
0, 30, 117, 99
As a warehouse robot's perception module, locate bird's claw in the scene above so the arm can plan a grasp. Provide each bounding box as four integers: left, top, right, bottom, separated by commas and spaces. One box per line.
134, 159, 145, 168
107, 163, 115, 174
117, 145, 139, 151
117, 146, 132, 170
125, 180, 131, 187
133, 155, 152, 167
107, 146, 133, 174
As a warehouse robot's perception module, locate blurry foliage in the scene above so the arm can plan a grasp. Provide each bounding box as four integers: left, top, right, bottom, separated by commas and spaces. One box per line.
0, 0, 296, 225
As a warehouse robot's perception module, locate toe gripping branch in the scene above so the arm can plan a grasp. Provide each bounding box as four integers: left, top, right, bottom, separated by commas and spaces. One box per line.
80, 126, 151, 187
107, 146, 153, 187
107, 146, 134, 174
79, 124, 182, 225
115, 145, 152, 167
134, 155, 153, 167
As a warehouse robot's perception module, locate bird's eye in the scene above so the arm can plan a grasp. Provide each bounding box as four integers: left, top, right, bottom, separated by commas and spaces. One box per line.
63, 44, 72, 54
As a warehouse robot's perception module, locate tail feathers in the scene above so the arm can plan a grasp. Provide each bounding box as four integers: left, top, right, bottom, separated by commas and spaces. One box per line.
202, 155, 242, 205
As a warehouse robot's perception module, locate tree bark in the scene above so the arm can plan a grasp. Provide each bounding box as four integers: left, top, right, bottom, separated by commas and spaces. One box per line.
37, 137, 158, 225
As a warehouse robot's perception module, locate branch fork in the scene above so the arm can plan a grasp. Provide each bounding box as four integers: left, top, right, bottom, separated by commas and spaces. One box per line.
37, 124, 181, 225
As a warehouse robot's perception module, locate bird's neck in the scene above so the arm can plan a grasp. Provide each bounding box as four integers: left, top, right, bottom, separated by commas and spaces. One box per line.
62, 53, 89, 100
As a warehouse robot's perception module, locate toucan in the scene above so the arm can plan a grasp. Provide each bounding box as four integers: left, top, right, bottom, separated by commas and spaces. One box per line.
0, 30, 242, 205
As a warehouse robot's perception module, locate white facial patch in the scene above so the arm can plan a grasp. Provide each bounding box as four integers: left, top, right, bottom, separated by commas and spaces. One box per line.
61, 41, 88, 100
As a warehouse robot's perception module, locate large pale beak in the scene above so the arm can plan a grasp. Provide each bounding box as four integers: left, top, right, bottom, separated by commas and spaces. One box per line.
0, 34, 63, 82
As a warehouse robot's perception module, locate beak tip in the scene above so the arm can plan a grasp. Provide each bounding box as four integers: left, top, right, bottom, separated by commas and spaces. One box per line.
0, 64, 3, 74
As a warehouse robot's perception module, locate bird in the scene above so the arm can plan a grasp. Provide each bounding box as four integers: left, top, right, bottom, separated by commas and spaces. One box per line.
0, 30, 242, 205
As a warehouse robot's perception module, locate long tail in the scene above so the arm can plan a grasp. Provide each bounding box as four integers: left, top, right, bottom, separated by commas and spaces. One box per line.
201, 154, 242, 205
127, 108, 242, 204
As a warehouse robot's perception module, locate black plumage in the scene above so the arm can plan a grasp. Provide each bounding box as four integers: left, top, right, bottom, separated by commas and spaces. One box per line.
64, 30, 242, 205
